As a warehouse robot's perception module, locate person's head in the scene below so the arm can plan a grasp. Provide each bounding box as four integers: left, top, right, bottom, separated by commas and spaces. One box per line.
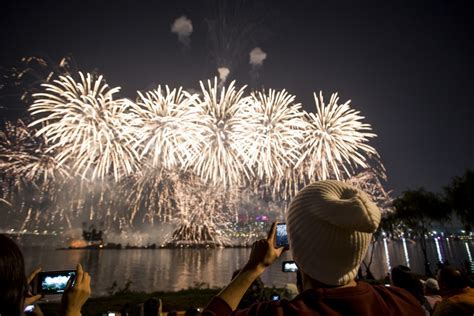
0, 234, 27, 316
184, 307, 200, 316
423, 278, 440, 296
286, 180, 381, 288
143, 297, 161, 316
391, 265, 424, 302
437, 266, 469, 292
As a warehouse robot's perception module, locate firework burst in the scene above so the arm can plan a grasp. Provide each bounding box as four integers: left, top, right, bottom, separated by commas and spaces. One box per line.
130, 86, 200, 170
29, 72, 139, 181
246, 89, 307, 185
187, 78, 253, 187
2, 71, 387, 245
297, 92, 377, 181
0, 120, 69, 184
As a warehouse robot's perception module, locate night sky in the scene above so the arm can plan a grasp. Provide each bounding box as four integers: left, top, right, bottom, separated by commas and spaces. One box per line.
1, 0, 473, 195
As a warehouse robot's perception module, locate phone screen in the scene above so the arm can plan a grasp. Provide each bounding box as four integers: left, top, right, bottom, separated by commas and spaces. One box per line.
271, 294, 280, 301
275, 223, 289, 249
37, 270, 76, 294
282, 260, 298, 272
24, 305, 34, 313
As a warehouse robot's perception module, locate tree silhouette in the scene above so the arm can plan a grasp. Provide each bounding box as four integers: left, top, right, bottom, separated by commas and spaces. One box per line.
444, 169, 474, 232
393, 188, 449, 276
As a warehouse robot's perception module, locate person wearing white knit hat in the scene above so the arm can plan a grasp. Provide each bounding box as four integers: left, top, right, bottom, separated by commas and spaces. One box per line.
287, 180, 381, 286
203, 181, 425, 316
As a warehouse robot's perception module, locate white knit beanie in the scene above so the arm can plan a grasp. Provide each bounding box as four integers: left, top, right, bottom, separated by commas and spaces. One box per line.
286, 180, 381, 286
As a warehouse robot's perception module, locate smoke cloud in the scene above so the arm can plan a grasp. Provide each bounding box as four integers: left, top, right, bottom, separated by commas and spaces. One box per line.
249, 47, 267, 67
171, 16, 193, 47
217, 67, 230, 87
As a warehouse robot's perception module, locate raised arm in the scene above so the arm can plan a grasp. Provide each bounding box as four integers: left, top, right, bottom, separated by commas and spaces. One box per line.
209, 222, 284, 312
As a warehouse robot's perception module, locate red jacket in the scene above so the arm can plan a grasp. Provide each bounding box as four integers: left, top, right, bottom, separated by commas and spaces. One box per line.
203, 282, 425, 316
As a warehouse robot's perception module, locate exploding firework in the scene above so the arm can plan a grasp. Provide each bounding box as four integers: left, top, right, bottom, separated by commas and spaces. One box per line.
187, 78, 253, 187
167, 172, 237, 246
29, 72, 139, 181
297, 92, 377, 181
2, 71, 387, 246
246, 89, 307, 186
0, 120, 69, 185
126, 167, 179, 224
0, 120, 72, 231
130, 86, 200, 170
345, 161, 393, 213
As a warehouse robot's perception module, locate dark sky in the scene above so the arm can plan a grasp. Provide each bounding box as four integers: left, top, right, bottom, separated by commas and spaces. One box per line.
1, 0, 473, 194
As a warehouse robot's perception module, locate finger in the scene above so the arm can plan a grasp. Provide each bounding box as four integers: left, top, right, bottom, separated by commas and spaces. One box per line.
24, 294, 42, 306
83, 272, 91, 287
76, 263, 84, 284
27, 267, 42, 284
65, 275, 74, 291
267, 222, 277, 242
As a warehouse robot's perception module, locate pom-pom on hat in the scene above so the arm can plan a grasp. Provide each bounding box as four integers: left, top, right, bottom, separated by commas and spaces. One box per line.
286, 180, 381, 286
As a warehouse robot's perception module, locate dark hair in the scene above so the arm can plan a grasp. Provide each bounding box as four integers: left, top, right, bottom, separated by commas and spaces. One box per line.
143, 297, 161, 316
438, 266, 469, 291
391, 265, 424, 304
0, 234, 27, 316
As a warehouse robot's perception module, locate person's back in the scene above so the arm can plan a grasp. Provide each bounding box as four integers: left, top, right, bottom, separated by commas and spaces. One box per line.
203, 181, 425, 316
433, 267, 474, 316
206, 281, 423, 315
391, 265, 431, 314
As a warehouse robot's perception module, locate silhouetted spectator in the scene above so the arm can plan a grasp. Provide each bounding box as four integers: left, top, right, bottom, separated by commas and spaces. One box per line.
433, 266, 474, 316
422, 278, 442, 310
0, 234, 91, 316
185, 306, 201, 316
144, 297, 162, 316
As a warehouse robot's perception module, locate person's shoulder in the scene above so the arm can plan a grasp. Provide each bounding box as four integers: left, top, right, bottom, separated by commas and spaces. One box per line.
236, 299, 290, 316
367, 282, 425, 312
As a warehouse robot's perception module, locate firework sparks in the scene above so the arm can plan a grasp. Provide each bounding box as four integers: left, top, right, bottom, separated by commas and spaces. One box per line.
297, 91, 377, 181
130, 86, 200, 170
345, 161, 393, 213
2, 71, 387, 246
0, 120, 69, 184
246, 89, 307, 183
29, 72, 139, 181
187, 78, 253, 187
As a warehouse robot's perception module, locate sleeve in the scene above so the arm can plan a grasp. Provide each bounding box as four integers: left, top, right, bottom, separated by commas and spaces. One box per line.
201, 297, 234, 316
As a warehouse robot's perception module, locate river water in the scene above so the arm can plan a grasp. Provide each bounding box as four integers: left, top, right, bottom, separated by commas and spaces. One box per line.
20, 238, 473, 297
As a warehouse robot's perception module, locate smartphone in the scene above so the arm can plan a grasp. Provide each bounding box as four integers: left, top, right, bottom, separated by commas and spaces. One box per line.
282, 260, 298, 272
24, 305, 35, 313
33, 270, 76, 295
271, 294, 280, 301
275, 223, 289, 249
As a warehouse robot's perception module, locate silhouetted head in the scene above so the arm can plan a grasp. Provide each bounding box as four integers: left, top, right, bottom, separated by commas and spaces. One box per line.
437, 266, 469, 292
391, 265, 424, 303
185, 307, 200, 316
0, 234, 27, 316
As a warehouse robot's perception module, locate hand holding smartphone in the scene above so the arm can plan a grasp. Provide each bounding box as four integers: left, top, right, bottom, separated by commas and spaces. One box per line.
32, 270, 76, 295
275, 223, 289, 249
